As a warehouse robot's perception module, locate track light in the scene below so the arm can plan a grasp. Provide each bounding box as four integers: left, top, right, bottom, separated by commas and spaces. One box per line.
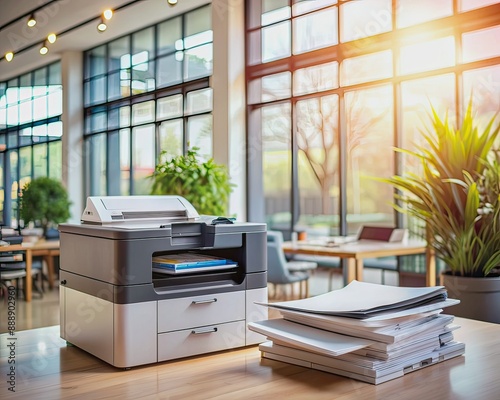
47, 33, 57, 44
5, 52, 14, 62
103, 9, 113, 20
97, 17, 107, 32
40, 41, 48, 55
27, 13, 36, 27
167, 0, 178, 6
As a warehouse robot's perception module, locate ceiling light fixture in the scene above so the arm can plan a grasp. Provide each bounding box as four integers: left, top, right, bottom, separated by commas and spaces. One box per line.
103, 9, 113, 20
5, 52, 14, 62
27, 13, 37, 27
47, 33, 57, 44
39, 41, 48, 55
167, 0, 178, 6
97, 17, 107, 32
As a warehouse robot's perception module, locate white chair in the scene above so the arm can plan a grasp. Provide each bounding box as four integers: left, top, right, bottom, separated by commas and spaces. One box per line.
267, 230, 317, 299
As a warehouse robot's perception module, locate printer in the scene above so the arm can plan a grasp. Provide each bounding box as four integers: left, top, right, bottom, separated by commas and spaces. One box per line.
59, 195, 268, 368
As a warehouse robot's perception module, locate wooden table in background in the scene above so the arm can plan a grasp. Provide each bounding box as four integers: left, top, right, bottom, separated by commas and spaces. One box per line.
283, 239, 436, 286
0, 239, 60, 302
0, 317, 498, 399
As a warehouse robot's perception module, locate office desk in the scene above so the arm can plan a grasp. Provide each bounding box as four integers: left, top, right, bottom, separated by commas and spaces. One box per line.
283, 239, 436, 286
0, 240, 60, 302
0, 317, 498, 399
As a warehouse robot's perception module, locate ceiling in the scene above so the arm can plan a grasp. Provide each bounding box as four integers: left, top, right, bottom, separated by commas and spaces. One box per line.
0, 0, 208, 81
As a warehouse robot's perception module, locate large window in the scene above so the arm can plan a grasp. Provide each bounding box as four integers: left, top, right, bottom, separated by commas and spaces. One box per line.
246, 0, 500, 239
0, 62, 62, 227
84, 5, 213, 196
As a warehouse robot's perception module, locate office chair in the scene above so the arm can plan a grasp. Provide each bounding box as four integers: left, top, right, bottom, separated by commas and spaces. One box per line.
267, 230, 317, 299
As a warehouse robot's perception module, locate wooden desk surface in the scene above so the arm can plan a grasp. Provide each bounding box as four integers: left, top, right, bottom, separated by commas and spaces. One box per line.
1, 317, 499, 399
0, 240, 60, 301
283, 239, 435, 286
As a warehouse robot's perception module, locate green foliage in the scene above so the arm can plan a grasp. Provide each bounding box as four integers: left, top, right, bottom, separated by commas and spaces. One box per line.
381, 101, 500, 277
149, 147, 234, 216
20, 177, 71, 233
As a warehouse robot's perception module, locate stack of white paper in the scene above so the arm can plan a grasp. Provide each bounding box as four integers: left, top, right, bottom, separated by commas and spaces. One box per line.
249, 281, 465, 385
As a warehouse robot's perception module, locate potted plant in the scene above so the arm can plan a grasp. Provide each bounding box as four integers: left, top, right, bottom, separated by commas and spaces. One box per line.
20, 177, 71, 239
382, 101, 500, 323
149, 147, 234, 216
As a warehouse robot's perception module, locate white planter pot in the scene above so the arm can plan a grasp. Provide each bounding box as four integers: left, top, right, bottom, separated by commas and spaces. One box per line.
441, 273, 500, 324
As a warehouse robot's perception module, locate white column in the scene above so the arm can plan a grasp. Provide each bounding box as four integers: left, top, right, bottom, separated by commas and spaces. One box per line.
61, 51, 84, 223
212, 0, 246, 220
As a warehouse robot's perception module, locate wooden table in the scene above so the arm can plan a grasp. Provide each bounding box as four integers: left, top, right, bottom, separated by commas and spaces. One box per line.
0, 317, 498, 399
0, 239, 60, 302
283, 239, 436, 286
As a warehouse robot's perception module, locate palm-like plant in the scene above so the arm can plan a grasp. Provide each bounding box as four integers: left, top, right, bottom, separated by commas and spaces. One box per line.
383, 101, 500, 277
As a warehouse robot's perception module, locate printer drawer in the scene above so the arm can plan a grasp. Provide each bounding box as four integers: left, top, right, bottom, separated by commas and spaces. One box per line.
157, 320, 246, 361
158, 291, 245, 333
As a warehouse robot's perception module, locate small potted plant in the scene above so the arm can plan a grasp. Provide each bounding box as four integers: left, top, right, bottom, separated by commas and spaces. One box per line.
149, 147, 234, 216
20, 177, 71, 239
382, 101, 500, 323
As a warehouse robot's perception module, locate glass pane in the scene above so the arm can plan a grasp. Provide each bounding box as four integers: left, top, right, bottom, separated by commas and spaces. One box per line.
293, 0, 338, 16
86, 45, 106, 79
132, 27, 154, 58
261, 72, 291, 102
90, 77, 107, 105
48, 62, 61, 85
341, 50, 392, 86
296, 94, 339, 236
19, 147, 32, 191
132, 101, 155, 125
345, 85, 394, 234
262, 103, 292, 232
293, 62, 339, 96
108, 72, 121, 101
131, 59, 155, 94
157, 95, 183, 120
33, 144, 48, 178
109, 36, 130, 72
90, 109, 107, 133
262, 0, 290, 25
293, 8, 338, 54
86, 134, 107, 196
186, 88, 212, 115
400, 36, 455, 75
48, 121, 63, 138
463, 65, 500, 131
187, 115, 212, 159
159, 120, 183, 156
462, 26, 500, 63
47, 85, 62, 117
33, 88, 48, 120
340, 0, 391, 43
158, 53, 183, 88
401, 74, 456, 161
48, 141, 62, 180
184, 44, 213, 81
132, 124, 155, 195
186, 5, 211, 37
120, 128, 131, 195
158, 17, 182, 56
396, 0, 453, 28
19, 98, 32, 125
262, 21, 291, 63
460, 0, 499, 12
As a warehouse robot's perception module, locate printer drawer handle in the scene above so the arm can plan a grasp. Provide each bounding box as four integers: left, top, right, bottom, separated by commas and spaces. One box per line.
192, 298, 217, 305
191, 327, 218, 335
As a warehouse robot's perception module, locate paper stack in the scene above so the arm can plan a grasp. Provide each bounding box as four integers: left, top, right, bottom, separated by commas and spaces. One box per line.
248, 280, 465, 384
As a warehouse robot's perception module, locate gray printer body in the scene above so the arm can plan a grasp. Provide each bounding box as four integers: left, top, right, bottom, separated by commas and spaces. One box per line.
59, 196, 267, 368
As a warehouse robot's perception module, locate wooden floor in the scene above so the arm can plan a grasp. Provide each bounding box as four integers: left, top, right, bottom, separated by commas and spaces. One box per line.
0, 268, 397, 334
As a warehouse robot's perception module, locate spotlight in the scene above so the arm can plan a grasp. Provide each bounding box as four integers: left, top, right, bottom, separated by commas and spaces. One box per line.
97, 18, 107, 32
47, 33, 57, 44
167, 0, 178, 6
40, 41, 48, 55
103, 9, 113, 20
27, 13, 36, 27
5, 52, 14, 62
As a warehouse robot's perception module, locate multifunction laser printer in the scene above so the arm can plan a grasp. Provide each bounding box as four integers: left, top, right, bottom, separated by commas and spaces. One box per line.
59, 195, 267, 368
